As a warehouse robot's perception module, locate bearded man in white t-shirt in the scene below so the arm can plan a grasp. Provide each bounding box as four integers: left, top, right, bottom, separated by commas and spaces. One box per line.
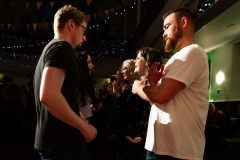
132, 7, 209, 160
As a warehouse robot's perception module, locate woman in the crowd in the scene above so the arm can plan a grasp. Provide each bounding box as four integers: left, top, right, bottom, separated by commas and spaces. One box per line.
76, 51, 100, 158
113, 47, 162, 160
76, 51, 97, 124
112, 68, 129, 98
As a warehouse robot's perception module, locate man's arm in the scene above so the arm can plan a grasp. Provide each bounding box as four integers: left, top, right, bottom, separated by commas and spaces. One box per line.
133, 78, 185, 105
144, 78, 185, 104
39, 67, 97, 142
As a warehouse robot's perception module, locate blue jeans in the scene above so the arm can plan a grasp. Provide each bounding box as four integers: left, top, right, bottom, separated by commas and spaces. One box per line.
39, 147, 92, 160
146, 151, 183, 160
146, 151, 158, 160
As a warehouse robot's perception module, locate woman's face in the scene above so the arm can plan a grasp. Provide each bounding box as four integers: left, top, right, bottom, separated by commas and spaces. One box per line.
121, 64, 132, 82
116, 70, 124, 82
87, 55, 94, 75
134, 52, 146, 76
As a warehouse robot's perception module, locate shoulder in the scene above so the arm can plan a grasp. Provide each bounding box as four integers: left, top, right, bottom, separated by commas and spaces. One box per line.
45, 39, 72, 53
178, 44, 206, 58
168, 44, 207, 67
45, 40, 73, 57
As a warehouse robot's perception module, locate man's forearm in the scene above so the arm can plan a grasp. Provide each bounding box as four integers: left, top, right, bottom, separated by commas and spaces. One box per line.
136, 85, 151, 102
41, 93, 87, 132
142, 85, 160, 104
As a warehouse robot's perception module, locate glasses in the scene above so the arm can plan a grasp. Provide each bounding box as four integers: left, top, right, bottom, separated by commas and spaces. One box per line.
73, 20, 87, 35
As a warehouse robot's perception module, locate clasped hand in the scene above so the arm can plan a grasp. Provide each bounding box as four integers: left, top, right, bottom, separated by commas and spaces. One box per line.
132, 62, 164, 95
148, 62, 164, 86
126, 136, 142, 143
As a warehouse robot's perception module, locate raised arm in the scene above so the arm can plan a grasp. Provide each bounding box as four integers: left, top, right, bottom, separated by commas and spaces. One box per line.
144, 78, 185, 104
132, 61, 185, 105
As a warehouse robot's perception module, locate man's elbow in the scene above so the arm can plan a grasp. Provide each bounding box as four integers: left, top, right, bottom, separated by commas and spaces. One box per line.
39, 93, 51, 106
152, 96, 171, 104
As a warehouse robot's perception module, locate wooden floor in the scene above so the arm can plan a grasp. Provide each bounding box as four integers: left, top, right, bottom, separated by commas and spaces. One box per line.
0, 127, 239, 160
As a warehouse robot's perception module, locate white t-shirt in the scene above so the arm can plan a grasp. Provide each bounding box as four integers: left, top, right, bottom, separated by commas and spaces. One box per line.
145, 44, 209, 160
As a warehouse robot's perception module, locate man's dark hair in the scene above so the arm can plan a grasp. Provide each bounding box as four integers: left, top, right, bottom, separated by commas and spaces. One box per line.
163, 7, 196, 28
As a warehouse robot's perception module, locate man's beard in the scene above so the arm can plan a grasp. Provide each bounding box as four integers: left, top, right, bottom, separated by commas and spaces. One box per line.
164, 26, 182, 52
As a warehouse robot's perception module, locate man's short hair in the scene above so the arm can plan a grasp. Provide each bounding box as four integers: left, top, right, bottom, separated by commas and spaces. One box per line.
53, 5, 88, 32
163, 7, 196, 28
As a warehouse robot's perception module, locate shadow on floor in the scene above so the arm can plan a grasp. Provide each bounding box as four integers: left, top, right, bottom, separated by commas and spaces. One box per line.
1, 127, 239, 160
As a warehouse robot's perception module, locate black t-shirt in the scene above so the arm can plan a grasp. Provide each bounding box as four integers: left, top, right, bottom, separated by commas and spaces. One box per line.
34, 39, 81, 152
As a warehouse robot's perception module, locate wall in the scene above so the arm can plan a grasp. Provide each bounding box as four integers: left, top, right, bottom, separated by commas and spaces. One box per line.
93, 56, 124, 89
230, 42, 240, 100
209, 38, 240, 101
94, 76, 112, 90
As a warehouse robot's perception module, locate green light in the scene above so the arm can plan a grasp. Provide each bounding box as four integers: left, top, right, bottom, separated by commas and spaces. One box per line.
0, 74, 5, 80
209, 99, 214, 102
207, 52, 211, 60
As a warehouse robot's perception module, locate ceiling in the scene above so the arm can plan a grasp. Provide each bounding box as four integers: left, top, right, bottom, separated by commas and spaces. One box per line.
195, 0, 240, 52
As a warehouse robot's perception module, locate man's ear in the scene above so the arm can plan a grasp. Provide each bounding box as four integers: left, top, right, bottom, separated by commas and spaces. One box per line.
68, 20, 73, 30
181, 17, 187, 28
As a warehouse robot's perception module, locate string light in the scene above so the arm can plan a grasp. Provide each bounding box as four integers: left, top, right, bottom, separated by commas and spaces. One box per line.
0, 1, 138, 66
197, 0, 215, 13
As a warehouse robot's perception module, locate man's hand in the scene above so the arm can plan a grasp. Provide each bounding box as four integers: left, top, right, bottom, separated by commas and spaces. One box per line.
126, 136, 142, 143
148, 62, 164, 86
132, 78, 145, 95
81, 123, 97, 143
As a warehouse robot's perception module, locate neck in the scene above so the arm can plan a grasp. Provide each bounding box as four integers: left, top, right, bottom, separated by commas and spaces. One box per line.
54, 31, 74, 49
176, 36, 195, 51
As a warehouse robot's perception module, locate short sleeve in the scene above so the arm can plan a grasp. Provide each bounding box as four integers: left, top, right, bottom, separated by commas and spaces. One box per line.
44, 40, 75, 73
164, 46, 205, 88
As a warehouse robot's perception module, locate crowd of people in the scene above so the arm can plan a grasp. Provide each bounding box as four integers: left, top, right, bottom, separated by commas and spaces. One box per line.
1, 4, 240, 160
0, 76, 36, 143
205, 103, 240, 153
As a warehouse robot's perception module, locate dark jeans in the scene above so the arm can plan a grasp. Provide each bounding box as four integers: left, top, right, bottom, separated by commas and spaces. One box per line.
39, 146, 92, 160
146, 151, 183, 160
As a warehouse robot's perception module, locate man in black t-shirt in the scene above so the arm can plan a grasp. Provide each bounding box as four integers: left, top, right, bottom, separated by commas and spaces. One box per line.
34, 5, 97, 160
